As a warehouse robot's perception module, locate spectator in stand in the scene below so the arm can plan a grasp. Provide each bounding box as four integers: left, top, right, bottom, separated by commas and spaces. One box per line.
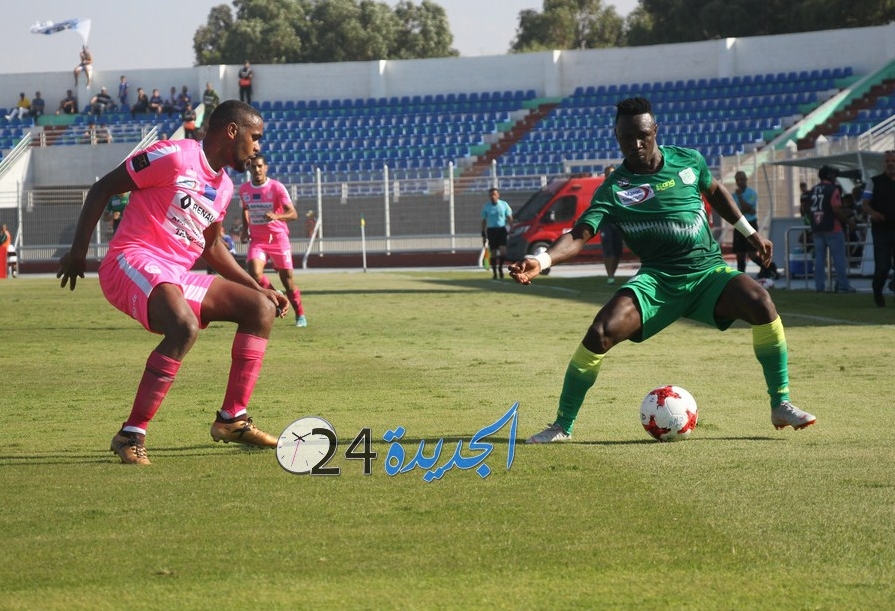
148, 88, 164, 115
117, 75, 130, 109
5, 93, 30, 120
82, 123, 112, 145
163, 86, 179, 117
89, 87, 113, 117
96, 124, 113, 144
177, 86, 192, 114
238, 60, 254, 105
201, 82, 220, 126
73, 45, 93, 87
131, 88, 149, 118
864, 150, 895, 307
807, 166, 855, 293
29, 91, 46, 121
57, 90, 78, 115
181, 102, 198, 139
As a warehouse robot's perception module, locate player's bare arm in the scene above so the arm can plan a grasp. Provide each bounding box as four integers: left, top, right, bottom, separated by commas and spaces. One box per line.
509, 223, 594, 285
58, 164, 137, 290
266, 202, 297, 223
240, 207, 250, 243
705, 179, 773, 266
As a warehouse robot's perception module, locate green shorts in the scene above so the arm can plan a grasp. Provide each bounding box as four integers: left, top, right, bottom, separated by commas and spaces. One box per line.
623, 264, 741, 343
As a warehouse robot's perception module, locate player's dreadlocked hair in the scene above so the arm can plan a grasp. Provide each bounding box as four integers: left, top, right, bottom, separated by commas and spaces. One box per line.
615, 97, 653, 123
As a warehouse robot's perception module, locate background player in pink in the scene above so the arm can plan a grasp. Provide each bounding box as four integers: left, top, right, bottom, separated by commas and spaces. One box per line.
57, 100, 289, 466
239, 153, 307, 327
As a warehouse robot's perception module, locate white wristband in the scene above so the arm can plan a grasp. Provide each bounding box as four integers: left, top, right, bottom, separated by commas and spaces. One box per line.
525, 251, 552, 271
733, 216, 756, 237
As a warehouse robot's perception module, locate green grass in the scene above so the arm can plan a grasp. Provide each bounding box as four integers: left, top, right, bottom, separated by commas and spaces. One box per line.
1, 271, 894, 610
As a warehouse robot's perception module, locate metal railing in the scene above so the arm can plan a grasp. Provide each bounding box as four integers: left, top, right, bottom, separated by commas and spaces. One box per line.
783, 223, 869, 290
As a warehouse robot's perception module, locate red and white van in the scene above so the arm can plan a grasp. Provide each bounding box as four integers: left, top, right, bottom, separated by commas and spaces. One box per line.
506, 175, 606, 264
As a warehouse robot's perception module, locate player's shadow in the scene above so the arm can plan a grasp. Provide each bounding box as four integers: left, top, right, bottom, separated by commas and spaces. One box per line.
0, 444, 269, 467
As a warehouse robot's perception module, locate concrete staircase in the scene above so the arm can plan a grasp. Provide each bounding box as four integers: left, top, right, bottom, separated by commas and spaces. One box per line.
459, 102, 559, 180
797, 78, 895, 149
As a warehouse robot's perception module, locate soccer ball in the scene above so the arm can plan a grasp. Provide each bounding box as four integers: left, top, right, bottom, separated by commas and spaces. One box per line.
756, 277, 775, 290
639, 385, 699, 442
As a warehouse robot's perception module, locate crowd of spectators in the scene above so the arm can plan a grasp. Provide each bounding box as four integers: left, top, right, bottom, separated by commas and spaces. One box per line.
2, 81, 221, 144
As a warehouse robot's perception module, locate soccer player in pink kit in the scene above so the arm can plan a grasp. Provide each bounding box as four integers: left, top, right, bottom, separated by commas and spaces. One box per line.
239, 154, 307, 327
57, 100, 289, 465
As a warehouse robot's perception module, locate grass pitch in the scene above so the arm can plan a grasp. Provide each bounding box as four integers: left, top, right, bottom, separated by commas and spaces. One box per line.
1, 270, 894, 610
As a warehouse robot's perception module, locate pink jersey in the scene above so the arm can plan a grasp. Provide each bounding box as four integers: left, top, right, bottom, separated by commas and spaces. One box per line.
110, 139, 234, 269
239, 178, 292, 241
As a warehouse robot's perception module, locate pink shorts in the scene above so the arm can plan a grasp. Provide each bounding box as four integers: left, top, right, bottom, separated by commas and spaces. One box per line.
98, 250, 216, 333
246, 233, 294, 270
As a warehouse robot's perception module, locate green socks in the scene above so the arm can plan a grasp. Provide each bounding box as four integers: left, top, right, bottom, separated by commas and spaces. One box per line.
752, 316, 790, 408
555, 343, 604, 434
551, 316, 788, 434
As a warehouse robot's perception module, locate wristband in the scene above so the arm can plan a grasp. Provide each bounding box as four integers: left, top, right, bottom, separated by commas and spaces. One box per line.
734, 216, 756, 238
525, 251, 552, 271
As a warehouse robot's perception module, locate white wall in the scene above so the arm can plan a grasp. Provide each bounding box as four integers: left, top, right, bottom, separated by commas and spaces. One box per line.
9, 22, 895, 188
4, 23, 894, 112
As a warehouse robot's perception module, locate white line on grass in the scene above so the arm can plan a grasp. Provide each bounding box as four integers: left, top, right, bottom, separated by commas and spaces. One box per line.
781, 311, 895, 327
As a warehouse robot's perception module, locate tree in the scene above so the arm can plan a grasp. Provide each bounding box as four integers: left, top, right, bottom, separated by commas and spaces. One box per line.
193, 0, 312, 65
392, 0, 458, 59
628, 0, 895, 46
194, 0, 456, 65
305, 0, 398, 63
510, 0, 625, 53
193, 5, 235, 65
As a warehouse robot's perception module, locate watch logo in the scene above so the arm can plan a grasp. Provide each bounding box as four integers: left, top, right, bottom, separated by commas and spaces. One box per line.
276, 403, 519, 480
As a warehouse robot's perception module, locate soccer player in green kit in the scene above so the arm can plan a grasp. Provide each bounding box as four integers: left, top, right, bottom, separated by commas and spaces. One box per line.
508, 97, 816, 443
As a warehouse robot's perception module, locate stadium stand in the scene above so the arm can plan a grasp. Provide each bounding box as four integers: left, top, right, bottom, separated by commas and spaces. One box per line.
6, 18, 895, 270
0, 64, 881, 184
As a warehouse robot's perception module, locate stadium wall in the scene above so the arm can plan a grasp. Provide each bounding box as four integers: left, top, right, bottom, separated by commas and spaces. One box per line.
2, 24, 894, 114
7, 24, 895, 189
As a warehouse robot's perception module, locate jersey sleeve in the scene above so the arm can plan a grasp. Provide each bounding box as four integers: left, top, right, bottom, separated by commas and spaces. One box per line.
125, 141, 182, 190
274, 181, 294, 211
692, 150, 712, 192
576, 183, 610, 234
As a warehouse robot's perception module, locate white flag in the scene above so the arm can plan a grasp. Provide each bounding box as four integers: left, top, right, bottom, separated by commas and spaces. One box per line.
30, 18, 91, 45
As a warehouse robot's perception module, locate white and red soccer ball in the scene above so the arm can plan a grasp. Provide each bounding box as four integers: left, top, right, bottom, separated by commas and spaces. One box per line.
640, 385, 698, 442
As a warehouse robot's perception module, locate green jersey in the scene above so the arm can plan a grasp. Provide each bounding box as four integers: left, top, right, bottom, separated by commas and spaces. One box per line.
577, 146, 720, 274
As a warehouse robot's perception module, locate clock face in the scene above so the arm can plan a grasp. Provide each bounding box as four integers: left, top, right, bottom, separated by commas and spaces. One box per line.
276, 416, 337, 474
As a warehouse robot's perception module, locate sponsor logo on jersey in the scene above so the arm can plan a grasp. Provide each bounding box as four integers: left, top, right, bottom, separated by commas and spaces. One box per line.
131, 152, 150, 172
617, 184, 655, 206
678, 167, 697, 185
655, 179, 676, 191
